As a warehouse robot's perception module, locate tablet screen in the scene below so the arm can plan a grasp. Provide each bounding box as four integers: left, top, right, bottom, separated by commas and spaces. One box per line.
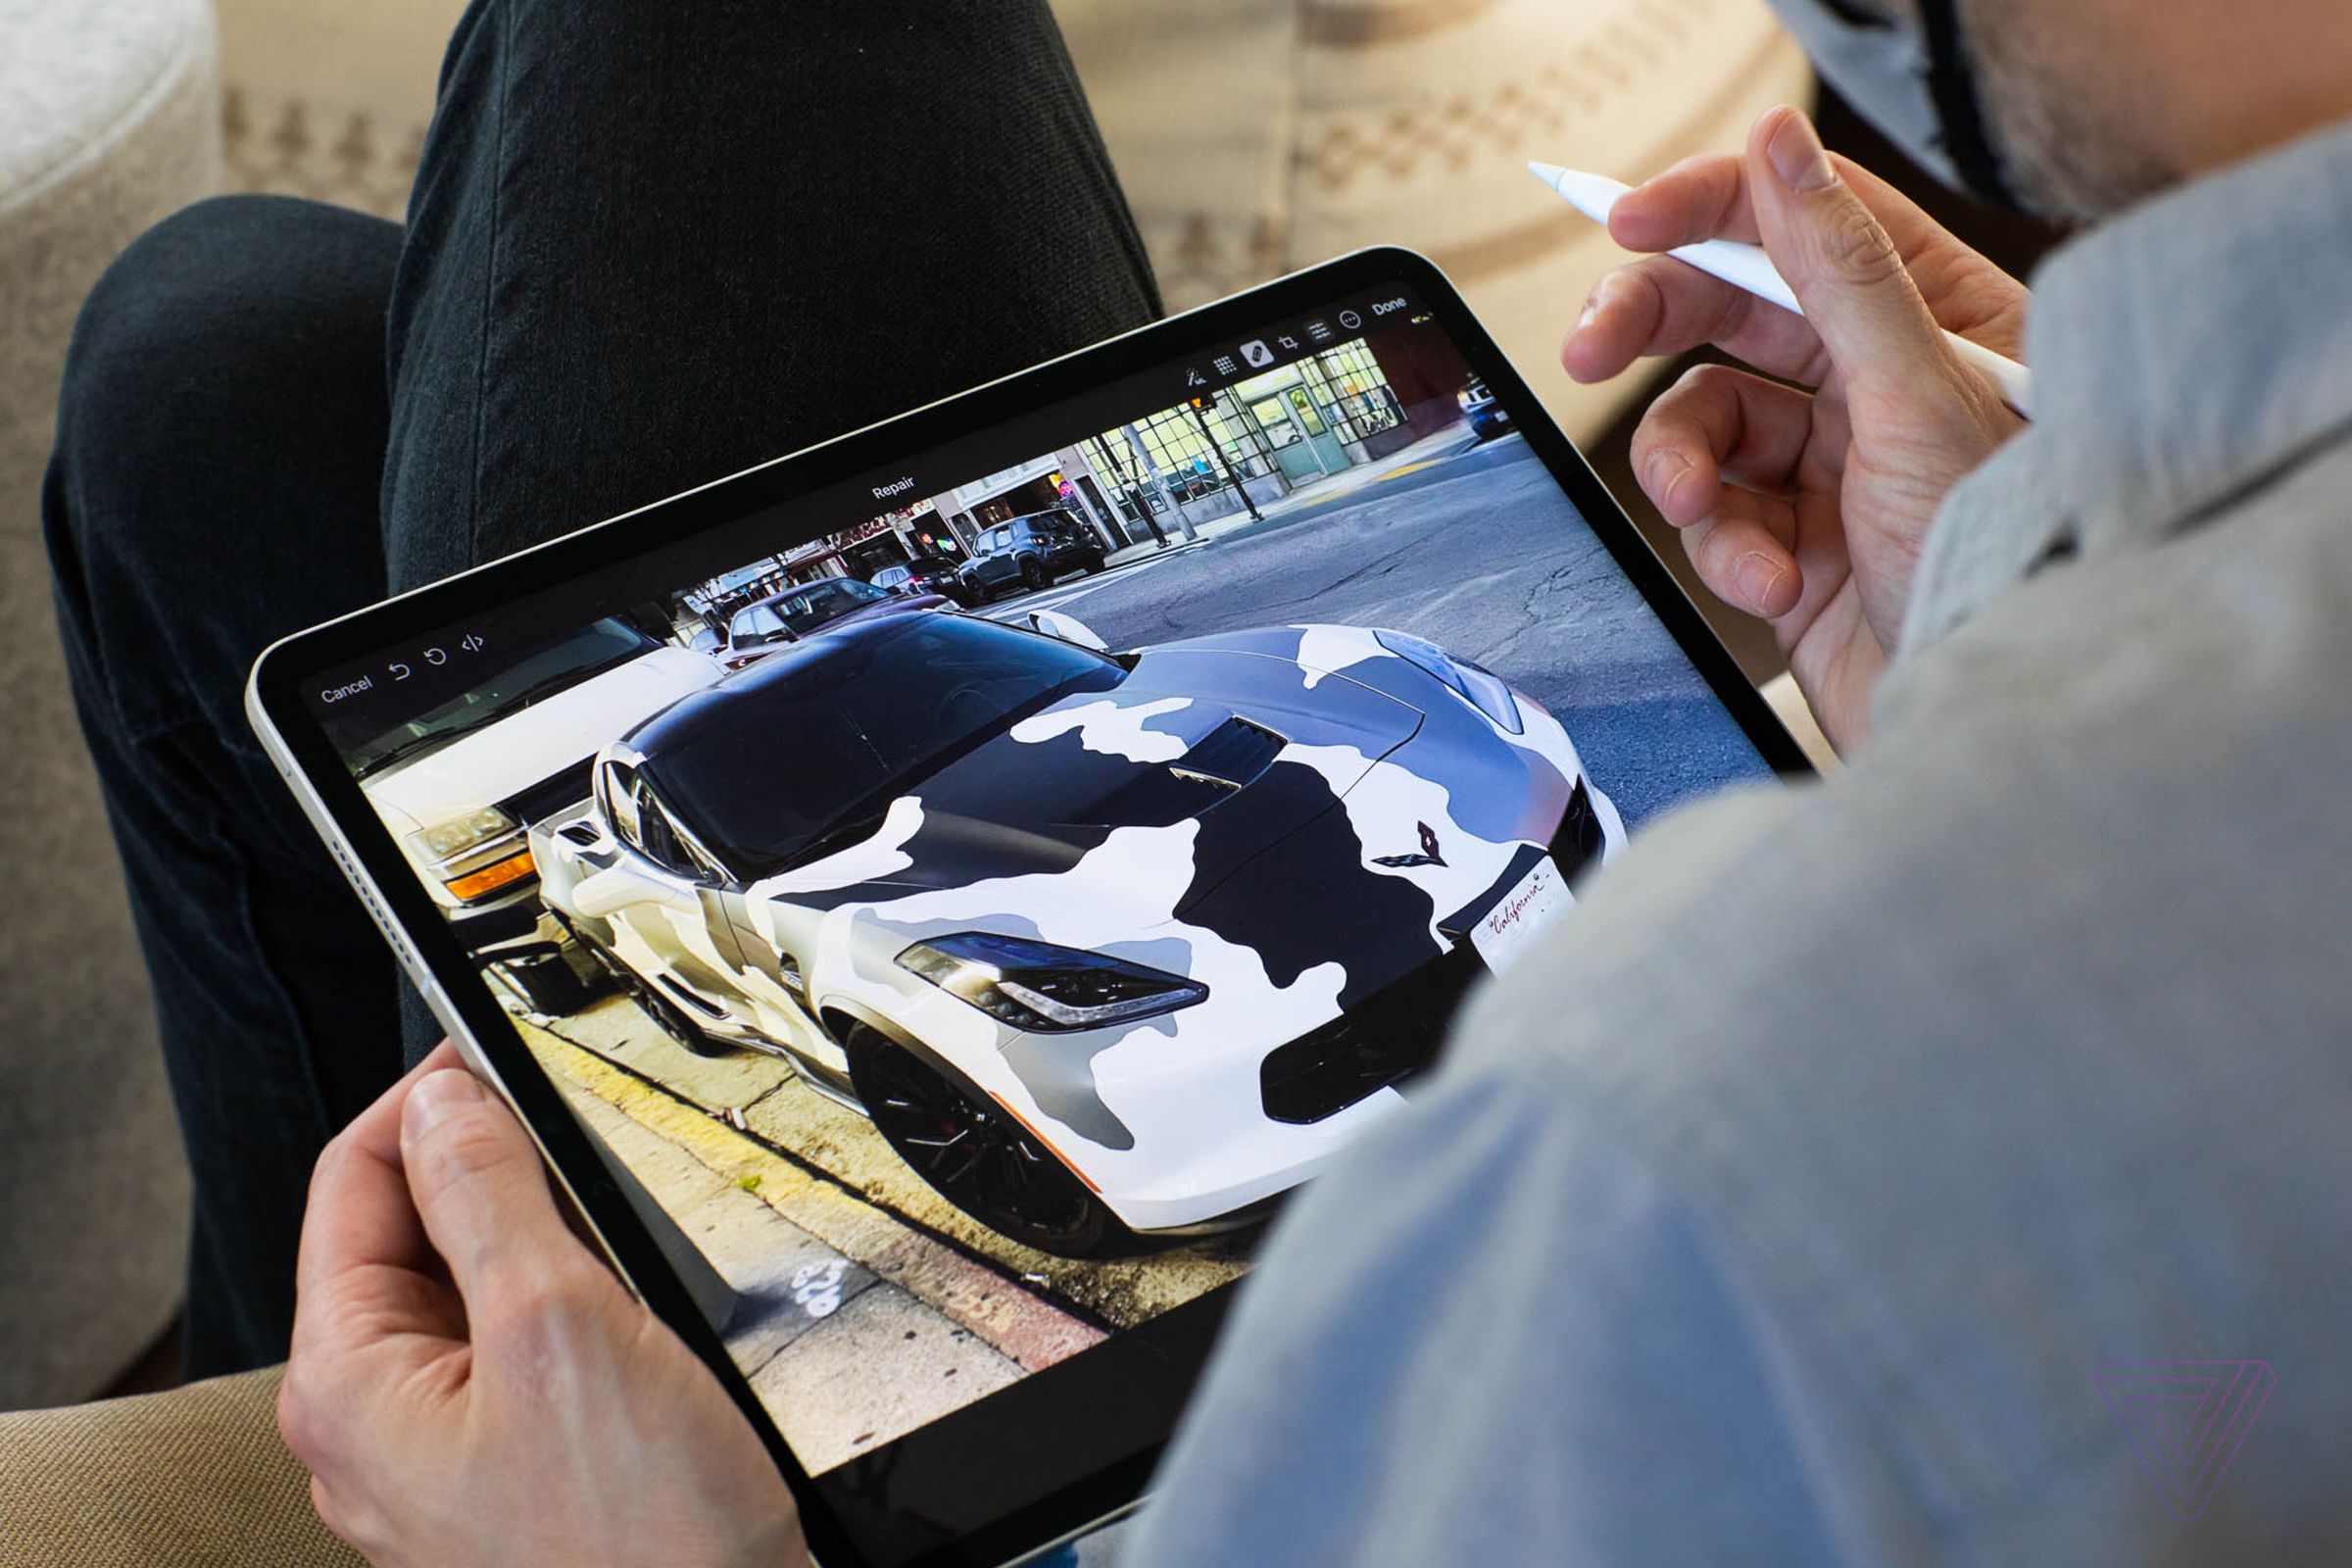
279, 262, 1788, 1561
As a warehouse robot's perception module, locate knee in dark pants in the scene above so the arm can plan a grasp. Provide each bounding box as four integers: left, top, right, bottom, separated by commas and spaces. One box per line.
45, 194, 403, 733
51, 193, 401, 560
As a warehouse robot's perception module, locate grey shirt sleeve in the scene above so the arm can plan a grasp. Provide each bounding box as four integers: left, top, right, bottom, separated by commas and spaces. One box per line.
1125, 1043, 1844, 1567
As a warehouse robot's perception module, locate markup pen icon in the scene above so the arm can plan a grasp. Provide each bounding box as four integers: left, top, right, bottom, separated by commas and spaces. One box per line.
2099, 1359, 2275, 1521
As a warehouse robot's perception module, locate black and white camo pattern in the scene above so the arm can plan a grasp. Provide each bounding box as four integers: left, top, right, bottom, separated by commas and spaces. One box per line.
536, 623, 1623, 1233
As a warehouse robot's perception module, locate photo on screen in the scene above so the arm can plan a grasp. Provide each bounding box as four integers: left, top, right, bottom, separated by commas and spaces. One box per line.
307, 290, 1778, 1478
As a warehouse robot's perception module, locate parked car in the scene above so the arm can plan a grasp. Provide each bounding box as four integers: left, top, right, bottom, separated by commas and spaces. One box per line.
720, 575, 947, 669
954, 509, 1108, 602
347, 616, 725, 1013
533, 611, 1621, 1256
1459, 375, 1513, 440
870, 562, 966, 603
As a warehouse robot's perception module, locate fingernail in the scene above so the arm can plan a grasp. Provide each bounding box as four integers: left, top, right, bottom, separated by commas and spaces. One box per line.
1765, 110, 1836, 192
404, 1069, 484, 1143
1735, 552, 1788, 612
1576, 292, 1601, 332
1653, 451, 1693, 514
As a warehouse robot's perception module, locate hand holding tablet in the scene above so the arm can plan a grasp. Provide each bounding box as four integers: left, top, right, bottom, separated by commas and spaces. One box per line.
283, 1045, 808, 1568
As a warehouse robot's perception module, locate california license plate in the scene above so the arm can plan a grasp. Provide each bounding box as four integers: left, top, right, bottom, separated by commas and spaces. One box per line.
1469, 854, 1573, 974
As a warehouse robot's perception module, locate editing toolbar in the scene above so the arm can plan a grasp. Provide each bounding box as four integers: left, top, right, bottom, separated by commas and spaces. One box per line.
1179, 290, 1424, 397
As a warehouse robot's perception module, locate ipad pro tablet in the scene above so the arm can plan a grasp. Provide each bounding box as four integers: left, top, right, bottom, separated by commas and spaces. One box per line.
248, 248, 1812, 1566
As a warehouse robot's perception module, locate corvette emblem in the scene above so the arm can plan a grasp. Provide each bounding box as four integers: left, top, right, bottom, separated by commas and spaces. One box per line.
1374, 821, 1448, 869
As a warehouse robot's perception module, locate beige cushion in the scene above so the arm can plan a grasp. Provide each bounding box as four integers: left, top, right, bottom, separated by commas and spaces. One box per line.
0, 1366, 362, 1568
0, 0, 219, 1410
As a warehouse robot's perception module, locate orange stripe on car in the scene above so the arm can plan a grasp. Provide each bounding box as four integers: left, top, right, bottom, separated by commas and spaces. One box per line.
993, 1097, 1102, 1192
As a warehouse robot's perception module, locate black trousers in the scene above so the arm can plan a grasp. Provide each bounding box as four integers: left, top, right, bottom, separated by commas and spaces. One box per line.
44, 0, 1159, 1379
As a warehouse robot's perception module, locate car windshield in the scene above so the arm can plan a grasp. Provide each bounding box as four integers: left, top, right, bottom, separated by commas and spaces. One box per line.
646, 616, 1120, 876
340, 618, 661, 777
752, 577, 892, 635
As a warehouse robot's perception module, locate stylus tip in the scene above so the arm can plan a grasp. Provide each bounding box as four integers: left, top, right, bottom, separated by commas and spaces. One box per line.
1526, 160, 1568, 188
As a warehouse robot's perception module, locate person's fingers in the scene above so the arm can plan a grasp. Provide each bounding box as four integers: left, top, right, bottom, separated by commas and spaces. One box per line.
1835, 158, 2029, 357
1607, 152, 1761, 250
1629, 365, 1816, 528
293, 1040, 465, 1314
1680, 487, 1806, 620
1610, 145, 2025, 347
1744, 107, 1968, 402
283, 1044, 470, 1491
400, 1067, 606, 1321
1565, 258, 1829, 387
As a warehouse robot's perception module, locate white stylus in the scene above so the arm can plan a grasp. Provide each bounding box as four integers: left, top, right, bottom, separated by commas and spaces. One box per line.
1527, 161, 2034, 417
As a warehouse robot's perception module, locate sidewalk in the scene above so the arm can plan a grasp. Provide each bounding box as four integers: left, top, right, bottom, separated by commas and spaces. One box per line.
524, 995, 1248, 1329
1254, 423, 1487, 522
1100, 515, 1244, 570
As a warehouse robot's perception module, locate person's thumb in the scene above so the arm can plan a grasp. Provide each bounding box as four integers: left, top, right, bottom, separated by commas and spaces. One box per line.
1745, 105, 1951, 395
400, 1066, 579, 1301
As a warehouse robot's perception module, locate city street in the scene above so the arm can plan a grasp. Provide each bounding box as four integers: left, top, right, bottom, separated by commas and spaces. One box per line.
982, 432, 1771, 827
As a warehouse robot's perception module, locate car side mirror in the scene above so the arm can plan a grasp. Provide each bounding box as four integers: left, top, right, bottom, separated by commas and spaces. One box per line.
568, 861, 693, 918
1028, 609, 1108, 651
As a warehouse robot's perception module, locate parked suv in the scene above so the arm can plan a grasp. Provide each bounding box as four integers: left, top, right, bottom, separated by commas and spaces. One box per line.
869, 561, 966, 603
1458, 375, 1513, 441
955, 509, 1108, 602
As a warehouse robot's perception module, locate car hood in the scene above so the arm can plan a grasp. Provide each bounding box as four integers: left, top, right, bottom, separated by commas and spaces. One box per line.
765, 646, 1424, 910
361, 647, 720, 826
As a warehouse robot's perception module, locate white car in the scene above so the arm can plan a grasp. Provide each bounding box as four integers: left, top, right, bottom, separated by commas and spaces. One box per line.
533, 611, 1622, 1254
348, 617, 722, 1011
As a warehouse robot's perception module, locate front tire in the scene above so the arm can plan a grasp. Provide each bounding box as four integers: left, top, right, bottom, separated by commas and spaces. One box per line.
845, 1024, 1138, 1257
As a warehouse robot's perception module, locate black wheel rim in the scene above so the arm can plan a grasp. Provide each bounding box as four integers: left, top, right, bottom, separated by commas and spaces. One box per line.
858, 1046, 1098, 1247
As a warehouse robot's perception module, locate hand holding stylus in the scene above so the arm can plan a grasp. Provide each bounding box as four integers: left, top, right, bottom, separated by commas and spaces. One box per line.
1555, 106, 2030, 752
280, 1044, 808, 1568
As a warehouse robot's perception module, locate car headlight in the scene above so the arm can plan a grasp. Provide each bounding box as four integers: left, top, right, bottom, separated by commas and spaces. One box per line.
1374, 630, 1523, 734
409, 806, 517, 865
896, 933, 1208, 1033
1456, 388, 1475, 410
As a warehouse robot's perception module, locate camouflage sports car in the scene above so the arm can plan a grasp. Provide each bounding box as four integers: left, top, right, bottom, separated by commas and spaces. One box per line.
533, 611, 1622, 1255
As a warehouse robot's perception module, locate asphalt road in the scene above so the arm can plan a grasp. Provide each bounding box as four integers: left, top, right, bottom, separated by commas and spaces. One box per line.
982, 433, 1776, 828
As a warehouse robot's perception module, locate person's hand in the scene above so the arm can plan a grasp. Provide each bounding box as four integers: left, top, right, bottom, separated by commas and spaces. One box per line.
1564, 105, 2029, 750
279, 1044, 807, 1568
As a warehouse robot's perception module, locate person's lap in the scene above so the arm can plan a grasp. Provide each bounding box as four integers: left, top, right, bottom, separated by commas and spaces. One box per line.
45, 0, 1158, 1378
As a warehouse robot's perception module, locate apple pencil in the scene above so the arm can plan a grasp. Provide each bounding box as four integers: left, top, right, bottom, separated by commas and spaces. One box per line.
1527, 161, 2033, 417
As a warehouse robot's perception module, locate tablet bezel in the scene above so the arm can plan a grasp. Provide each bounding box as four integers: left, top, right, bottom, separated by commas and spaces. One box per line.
249, 246, 1815, 1565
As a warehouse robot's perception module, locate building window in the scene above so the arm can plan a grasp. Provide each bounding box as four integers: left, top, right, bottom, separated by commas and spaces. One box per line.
1302, 341, 1402, 446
